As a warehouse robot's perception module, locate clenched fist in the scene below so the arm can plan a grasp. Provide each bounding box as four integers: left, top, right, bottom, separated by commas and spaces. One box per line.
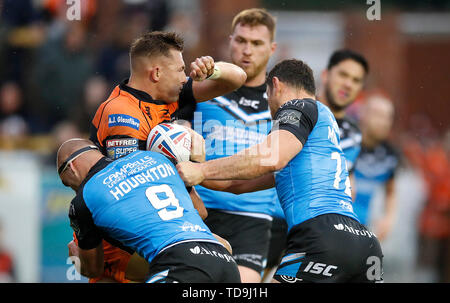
190, 56, 215, 81
176, 161, 205, 187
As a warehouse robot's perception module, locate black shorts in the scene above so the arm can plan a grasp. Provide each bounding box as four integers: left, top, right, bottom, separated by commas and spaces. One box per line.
266, 217, 288, 268
146, 241, 241, 283
273, 214, 384, 283
204, 209, 272, 273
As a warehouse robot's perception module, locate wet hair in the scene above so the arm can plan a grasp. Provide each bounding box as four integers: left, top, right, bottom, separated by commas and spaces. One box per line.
266, 59, 316, 95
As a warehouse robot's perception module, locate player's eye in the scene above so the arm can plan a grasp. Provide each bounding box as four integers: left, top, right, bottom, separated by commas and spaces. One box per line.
353, 77, 362, 84
338, 71, 349, 79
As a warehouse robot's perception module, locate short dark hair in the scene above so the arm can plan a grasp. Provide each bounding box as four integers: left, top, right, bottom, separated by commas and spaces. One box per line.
129, 31, 184, 62
327, 49, 369, 75
266, 59, 316, 95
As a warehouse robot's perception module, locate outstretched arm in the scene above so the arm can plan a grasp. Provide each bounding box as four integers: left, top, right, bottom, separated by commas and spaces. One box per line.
177, 129, 302, 186
201, 173, 275, 194
374, 178, 397, 241
190, 57, 247, 102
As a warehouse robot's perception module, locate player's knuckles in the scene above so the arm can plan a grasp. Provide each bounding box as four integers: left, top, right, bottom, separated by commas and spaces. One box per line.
195, 59, 208, 73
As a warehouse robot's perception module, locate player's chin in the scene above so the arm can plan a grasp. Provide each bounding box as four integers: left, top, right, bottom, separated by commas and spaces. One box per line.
166, 95, 179, 104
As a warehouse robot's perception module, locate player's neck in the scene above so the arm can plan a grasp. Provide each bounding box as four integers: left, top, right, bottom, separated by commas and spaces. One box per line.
361, 133, 380, 149
127, 75, 156, 98
244, 70, 267, 87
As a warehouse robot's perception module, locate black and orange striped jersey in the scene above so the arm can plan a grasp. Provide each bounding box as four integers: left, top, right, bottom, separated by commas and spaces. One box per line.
89, 78, 196, 159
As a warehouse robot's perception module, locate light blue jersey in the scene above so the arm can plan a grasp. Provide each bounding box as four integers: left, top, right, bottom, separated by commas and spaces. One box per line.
272, 99, 359, 231
353, 142, 399, 225
70, 151, 218, 264
193, 85, 279, 218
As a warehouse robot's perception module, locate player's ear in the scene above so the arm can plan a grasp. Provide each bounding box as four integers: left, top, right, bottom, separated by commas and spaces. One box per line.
68, 162, 79, 178
272, 76, 282, 95
270, 41, 277, 55
320, 69, 328, 84
149, 67, 160, 82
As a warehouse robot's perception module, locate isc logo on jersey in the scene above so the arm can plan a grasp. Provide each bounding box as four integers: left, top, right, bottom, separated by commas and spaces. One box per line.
147, 123, 191, 163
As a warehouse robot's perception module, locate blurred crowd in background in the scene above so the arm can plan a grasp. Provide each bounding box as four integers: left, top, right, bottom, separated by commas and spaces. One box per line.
0, 0, 448, 282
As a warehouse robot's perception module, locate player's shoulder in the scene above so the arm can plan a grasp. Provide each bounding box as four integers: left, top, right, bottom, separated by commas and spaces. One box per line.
275, 98, 318, 123
99, 91, 140, 115
277, 98, 317, 114
381, 141, 401, 159
339, 115, 361, 133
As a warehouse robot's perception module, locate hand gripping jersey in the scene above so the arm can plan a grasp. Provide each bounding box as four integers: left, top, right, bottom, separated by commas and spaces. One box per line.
353, 142, 400, 225
69, 151, 219, 264
336, 116, 362, 173
193, 84, 278, 218
272, 99, 359, 231
89, 78, 196, 160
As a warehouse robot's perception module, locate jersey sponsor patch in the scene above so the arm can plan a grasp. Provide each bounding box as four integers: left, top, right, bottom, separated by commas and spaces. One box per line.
108, 114, 140, 130
276, 109, 302, 127
106, 138, 139, 160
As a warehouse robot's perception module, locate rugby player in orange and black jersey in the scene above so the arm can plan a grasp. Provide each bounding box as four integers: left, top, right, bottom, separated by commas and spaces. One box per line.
89, 77, 197, 160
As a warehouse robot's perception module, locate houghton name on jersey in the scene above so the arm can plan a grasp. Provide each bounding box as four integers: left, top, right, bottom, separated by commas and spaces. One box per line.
272, 98, 359, 231
193, 84, 278, 218
69, 150, 219, 264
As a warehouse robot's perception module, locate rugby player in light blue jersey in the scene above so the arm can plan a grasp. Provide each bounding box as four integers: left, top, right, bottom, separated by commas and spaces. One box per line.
178, 59, 383, 283
57, 139, 240, 283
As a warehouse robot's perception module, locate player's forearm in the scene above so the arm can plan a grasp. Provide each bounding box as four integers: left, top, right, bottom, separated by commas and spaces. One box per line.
193, 62, 246, 102
384, 179, 396, 220
200, 153, 274, 181
211, 61, 247, 89
201, 173, 275, 194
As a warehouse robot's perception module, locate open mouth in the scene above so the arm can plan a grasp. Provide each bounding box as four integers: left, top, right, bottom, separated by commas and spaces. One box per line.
241, 59, 252, 67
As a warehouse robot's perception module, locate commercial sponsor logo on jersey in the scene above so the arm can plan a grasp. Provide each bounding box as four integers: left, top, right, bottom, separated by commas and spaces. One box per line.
106, 138, 139, 160
108, 114, 140, 130
233, 253, 264, 267
180, 221, 207, 233
189, 245, 235, 263
238, 97, 260, 110
339, 200, 354, 212
303, 261, 338, 277
277, 109, 302, 127
278, 275, 302, 283
333, 223, 376, 238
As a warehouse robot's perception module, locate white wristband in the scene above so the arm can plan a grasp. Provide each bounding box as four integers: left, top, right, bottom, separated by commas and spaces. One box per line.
206, 66, 221, 80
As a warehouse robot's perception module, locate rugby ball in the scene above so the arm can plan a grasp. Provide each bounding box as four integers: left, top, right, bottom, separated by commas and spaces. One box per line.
146, 123, 191, 163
